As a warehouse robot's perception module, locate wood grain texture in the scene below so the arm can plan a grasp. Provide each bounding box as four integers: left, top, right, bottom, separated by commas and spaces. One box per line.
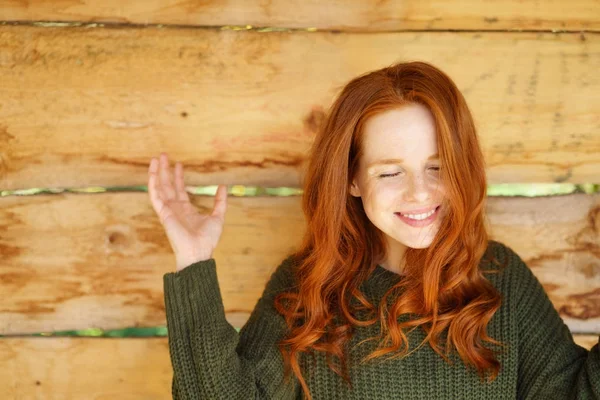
0, 192, 598, 335
0, 337, 172, 399
1, 0, 598, 31
1, 2, 598, 396
0, 25, 598, 190
0, 334, 597, 398
0, 192, 303, 335
574, 334, 600, 350
486, 193, 600, 332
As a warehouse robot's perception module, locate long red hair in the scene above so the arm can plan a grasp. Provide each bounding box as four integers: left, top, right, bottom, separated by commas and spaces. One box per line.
274, 60, 507, 399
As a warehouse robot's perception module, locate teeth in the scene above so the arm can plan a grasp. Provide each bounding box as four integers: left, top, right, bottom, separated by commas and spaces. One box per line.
400, 208, 436, 220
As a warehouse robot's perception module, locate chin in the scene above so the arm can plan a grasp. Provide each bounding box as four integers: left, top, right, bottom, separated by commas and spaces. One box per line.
410, 242, 434, 249
397, 235, 436, 249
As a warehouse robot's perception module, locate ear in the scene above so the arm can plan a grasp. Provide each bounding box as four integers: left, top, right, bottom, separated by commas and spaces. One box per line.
349, 180, 361, 197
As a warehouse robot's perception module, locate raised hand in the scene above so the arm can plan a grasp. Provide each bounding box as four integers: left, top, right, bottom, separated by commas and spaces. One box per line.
148, 152, 228, 272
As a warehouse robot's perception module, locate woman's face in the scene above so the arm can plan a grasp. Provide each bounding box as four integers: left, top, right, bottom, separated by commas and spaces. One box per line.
350, 103, 447, 262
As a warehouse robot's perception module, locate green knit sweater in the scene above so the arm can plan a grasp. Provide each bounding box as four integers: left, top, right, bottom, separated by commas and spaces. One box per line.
163, 240, 600, 399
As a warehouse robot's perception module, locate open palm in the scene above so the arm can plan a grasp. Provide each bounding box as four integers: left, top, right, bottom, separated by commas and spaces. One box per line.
148, 152, 228, 271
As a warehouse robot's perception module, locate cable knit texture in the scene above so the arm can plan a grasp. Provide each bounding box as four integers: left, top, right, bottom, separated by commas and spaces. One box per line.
163, 240, 600, 399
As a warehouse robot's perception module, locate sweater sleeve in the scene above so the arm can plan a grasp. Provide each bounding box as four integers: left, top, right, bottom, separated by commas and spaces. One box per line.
163, 256, 301, 400
507, 245, 600, 399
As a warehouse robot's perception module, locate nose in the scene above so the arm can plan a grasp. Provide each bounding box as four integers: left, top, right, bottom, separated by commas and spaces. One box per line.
404, 173, 434, 203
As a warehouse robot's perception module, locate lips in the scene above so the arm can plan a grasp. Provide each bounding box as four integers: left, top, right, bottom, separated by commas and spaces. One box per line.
395, 205, 441, 227
397, 205, 440, 215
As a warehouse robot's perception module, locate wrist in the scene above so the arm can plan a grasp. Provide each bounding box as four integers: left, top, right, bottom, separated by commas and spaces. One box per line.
176, 252, 213, 272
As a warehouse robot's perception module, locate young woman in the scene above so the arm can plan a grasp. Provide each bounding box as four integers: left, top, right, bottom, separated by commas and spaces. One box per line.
148, 61, 599, 399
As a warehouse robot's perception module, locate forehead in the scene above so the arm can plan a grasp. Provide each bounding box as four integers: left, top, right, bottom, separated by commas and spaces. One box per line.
361, 104, 438, 157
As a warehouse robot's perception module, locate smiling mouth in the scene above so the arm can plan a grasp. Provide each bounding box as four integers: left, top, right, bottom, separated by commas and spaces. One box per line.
396, 205, 440, 216
394, 205, 441, 227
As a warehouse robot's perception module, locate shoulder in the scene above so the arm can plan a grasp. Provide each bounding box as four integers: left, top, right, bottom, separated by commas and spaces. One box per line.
492, 239, 536, 276
481, 239, 533, 292
483, 239, 528, 269
262, 254, 300, 296
484, 240, 554, 311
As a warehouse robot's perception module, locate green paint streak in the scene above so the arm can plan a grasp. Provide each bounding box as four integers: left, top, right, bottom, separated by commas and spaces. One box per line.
1, 184, 598, 198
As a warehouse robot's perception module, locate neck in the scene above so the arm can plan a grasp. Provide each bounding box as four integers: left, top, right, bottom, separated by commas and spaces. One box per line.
379, 237, 407, 274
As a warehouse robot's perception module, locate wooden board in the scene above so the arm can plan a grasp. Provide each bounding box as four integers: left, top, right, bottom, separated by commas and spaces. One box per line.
2, 0, 598, 31
0, 26, 598, 190
0, 334, 597, 398
0, 337, 172, 399
486, 193, 600, 332
0, 193, 303, 335
0, 192, 598, 335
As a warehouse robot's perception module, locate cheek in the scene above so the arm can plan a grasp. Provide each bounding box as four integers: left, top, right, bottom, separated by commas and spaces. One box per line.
373, 179, 400, 194
432, 180, 446, 194
364, 190, 396, 215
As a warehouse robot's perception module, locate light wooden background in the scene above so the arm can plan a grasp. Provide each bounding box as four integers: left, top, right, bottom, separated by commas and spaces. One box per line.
0, 1, 599, 398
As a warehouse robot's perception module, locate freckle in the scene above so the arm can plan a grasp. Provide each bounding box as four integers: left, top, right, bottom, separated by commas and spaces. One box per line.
180, 111, 188, 118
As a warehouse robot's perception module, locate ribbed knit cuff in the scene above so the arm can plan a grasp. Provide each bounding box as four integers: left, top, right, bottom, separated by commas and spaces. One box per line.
163, 258, 225, 338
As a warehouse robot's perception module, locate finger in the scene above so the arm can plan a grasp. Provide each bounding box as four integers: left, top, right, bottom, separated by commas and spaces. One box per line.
159, 153, 176, 200
211, 184, 228, 219
150, 156, 169, 204
148, 157, 166, 214
174, 162, 191, 203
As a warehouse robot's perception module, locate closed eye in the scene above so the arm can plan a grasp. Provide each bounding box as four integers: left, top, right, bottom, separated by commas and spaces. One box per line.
379, 167, 440, 179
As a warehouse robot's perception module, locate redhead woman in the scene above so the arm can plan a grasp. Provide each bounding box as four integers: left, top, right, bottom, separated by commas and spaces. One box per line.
148, 61, 600, 399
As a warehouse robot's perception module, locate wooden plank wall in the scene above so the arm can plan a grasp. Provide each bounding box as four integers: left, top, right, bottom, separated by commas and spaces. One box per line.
1, 1, 599, 397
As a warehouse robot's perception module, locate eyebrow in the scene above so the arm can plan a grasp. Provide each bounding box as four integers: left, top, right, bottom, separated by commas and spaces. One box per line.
367, 153, 439, 169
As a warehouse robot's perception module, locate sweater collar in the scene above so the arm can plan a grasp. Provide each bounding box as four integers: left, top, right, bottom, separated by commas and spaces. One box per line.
374, 264, 404, 280
362, 264, 404, 295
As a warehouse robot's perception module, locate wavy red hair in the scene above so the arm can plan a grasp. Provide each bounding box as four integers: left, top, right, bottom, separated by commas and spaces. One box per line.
273, 60, 508, 399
